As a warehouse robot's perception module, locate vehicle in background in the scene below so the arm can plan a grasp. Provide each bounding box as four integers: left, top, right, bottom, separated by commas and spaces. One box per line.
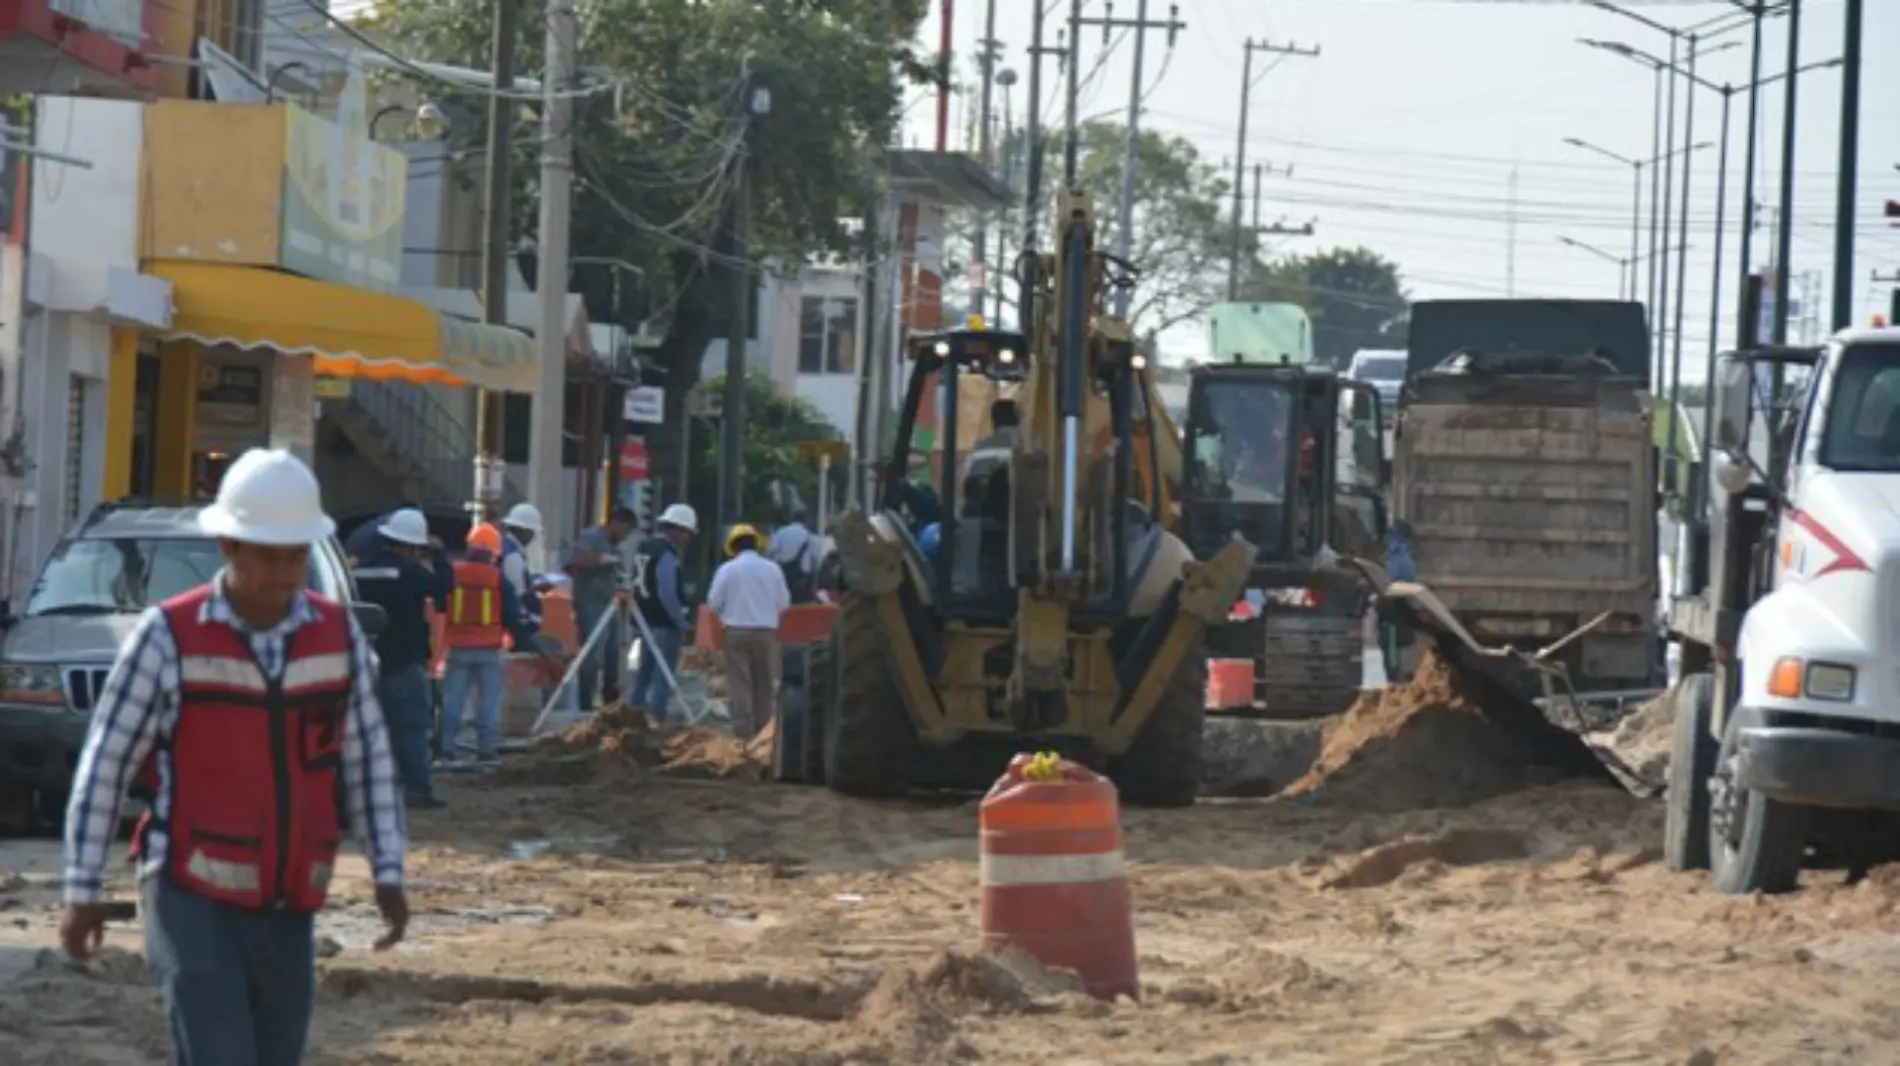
1347, 348, 1407, 412
0, 501, 382, 829
1391, 299, 1659, 696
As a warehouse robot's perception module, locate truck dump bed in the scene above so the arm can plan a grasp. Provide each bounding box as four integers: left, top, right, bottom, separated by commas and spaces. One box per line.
1394, 370, 1657, 627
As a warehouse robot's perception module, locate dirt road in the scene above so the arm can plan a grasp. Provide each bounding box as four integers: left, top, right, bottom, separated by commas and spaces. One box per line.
6, 739, 1900, 1065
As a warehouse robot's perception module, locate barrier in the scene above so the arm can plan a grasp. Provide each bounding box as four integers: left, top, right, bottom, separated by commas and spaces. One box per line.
1206, 658, 1256, 710
977, 753, 1138, 1001
694, 603, 837, 651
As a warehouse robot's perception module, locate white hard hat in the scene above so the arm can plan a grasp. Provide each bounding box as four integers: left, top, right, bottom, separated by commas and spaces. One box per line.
198, 449, 335, 546
657, 503, 698, 534
502, 502, 544, 534
378, 508, 430, 547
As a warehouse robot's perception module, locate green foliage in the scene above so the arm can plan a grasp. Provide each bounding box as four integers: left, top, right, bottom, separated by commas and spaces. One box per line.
1240, 247, 1409, 368
683, 372, 843, 532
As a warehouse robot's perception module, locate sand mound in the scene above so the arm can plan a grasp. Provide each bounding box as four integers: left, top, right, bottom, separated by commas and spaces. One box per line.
848, 948, 1081, 1046
1280, 649, 1575, 812
494, 703, 769, 784
1585, 691, 1675, 795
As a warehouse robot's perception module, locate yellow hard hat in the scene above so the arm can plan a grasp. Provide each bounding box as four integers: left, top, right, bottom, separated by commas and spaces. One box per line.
725, 523, 764, 557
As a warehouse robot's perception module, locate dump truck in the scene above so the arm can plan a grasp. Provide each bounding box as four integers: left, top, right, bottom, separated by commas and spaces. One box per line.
1392, 299, 1660, 696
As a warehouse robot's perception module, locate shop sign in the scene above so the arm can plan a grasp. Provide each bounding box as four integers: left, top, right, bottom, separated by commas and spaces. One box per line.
280, 63, 408, 291
198, 363, 264, 428
622, 386, 664, 424
619, 437, 649, 481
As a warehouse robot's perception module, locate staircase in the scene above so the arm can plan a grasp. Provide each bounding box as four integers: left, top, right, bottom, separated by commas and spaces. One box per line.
324, 379, 525, 512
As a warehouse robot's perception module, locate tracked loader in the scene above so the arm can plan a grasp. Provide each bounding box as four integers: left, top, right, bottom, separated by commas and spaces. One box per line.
774, 192, 1253, 806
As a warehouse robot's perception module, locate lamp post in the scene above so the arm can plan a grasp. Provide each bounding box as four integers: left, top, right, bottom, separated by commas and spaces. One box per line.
1558, 236, 1632, 299
1561, 135, 1711, 309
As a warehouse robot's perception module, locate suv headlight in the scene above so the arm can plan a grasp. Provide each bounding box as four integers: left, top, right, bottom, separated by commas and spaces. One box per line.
0, 664, 65, 707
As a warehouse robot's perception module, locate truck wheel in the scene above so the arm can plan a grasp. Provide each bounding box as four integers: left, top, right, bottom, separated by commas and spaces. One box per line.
822, 592, 916, 799
1108, 647, 1206, 808
1708, 745, 1809, 895
1663, 673, 1716, 871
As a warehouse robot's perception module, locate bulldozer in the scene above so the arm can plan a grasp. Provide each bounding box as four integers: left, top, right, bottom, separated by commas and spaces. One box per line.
1178, 360, 1388, 717
775, 191, 1254, 806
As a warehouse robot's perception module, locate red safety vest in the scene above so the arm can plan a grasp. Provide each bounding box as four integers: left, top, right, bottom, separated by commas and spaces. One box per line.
134, 585, 354, 913
443, 559, 505, 650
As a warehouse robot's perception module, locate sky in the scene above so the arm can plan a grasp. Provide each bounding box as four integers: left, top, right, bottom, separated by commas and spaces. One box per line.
898, 0, 1899, 374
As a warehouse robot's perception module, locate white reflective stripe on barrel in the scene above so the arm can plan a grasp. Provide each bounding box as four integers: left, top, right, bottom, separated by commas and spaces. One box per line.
980, 849, 1126, 887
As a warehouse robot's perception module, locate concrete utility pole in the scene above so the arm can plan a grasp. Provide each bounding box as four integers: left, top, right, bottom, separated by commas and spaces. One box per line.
971, 0, 1001, 321
1830, 0, 1863, 332
529, 0, 575, 540
1071, 0, 1184, 319
1021, 0, 1064, 331
1227, 38, 1319, 300
716, 78, 771, 538
1771, 0, 1800, 345
473, 0, 520, 520
1062, 0, 1085, 187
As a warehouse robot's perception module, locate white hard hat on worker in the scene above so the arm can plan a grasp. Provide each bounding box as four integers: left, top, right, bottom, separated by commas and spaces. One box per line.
658, 503, 698, 534
378, 508, 430, 547
199, 449, 335, 546
502, 502, 544, 536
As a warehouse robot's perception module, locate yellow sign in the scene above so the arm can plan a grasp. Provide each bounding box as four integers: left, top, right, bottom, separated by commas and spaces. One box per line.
280, 63, 408, 291
313, 376, 353, 400
796, 440, 852, 463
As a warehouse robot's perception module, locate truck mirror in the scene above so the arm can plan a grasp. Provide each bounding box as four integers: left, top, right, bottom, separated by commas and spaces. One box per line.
1712, 356, 1753, 453
1712, 450, 1752, 495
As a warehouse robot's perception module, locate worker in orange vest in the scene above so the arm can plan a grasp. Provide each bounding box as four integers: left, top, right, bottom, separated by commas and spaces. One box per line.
439, 525, 537, 767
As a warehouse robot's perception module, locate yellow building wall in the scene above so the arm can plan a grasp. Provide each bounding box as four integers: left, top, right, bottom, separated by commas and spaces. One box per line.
140, 102, 287, 267
152, 343, 201, 496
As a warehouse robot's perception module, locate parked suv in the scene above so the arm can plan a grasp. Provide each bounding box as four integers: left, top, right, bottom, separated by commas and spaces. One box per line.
0, 501, 383, 817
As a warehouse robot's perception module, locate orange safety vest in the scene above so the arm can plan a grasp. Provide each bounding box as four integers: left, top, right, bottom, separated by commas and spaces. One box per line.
443, 559, 505, 650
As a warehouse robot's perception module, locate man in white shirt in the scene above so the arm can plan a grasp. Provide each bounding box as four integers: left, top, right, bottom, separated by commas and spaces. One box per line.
768, 512, 818, 603
708, 524, 791, 738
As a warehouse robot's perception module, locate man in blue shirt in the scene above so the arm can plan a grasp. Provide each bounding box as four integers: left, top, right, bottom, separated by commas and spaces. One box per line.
565, 505, 642, 708
351, 509, 454, 806
628, 504, 698, 723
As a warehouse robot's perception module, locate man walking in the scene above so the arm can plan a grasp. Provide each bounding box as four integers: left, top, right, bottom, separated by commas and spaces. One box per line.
440, 525, 537, 763
351, 508, 453, 806
629, 504, 698, 724
565, 506, 640, 709
707, 523, 790, 738
61, 448, 408, 1066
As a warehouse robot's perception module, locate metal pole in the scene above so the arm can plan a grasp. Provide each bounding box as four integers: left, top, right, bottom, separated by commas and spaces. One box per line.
1022, 0, 1048, 329
1656, 35, 1679, 392
1628, 160, 1643, 302
1646, 61, 1664, 337
1771, 0, 1800, 345
529, 0, 575, 546
474, 0, 519, 518
936, 0, 954, 152
1062, 0, 1083, 187
718, 93, 755, 535
1831, 0, 1862, 332
1227, 41, 1254, 300
1666, 34, 1697, 500
1735, 2, 1766, 346
972, 0, 998, 320
1701, 85, 1732, 516
1111, 0, 1151, 319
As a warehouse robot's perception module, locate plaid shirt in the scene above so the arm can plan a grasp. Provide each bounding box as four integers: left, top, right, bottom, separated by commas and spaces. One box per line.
62, 576, 407, 906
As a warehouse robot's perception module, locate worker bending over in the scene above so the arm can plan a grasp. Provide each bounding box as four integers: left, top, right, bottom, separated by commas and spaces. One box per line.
61, 448, 408, 1066
708, 523, 790, 738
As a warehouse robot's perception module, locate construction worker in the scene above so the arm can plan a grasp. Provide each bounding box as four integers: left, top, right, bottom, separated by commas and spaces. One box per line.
60, 448, 408, 1065
707, 523, 790, 738
565, 505, 641, 708
629, 504, 698, 724
499, 502, 546, 628
769, 509, 819, 604
440, 525, 537, 764
343, 502, 422, 566
351, 508, 454, 807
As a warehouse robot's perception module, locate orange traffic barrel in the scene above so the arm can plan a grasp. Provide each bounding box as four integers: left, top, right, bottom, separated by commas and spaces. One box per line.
978, 752, 1138, 1001
1206, 658, 1255, 710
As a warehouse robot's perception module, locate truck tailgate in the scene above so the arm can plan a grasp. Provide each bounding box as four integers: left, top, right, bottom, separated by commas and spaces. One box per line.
1393, 374, 1656, 622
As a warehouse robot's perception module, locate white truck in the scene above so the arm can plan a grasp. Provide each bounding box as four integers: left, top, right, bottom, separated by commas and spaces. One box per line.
1667, 329, 1900, 894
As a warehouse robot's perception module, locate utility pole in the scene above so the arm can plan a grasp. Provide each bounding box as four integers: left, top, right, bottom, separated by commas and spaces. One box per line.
717, 78, 770, 538
1062, 0, 1085, 186
1734, 2, 1767, 347
1656, 34, 1678, 387
529, 0, 575, 539
1830, 0, 1863, 332
473, 0, 519, 521
1227, 38, 1319, 299
1071, 0, 1184, 318
1021, 0, 1064, 333
971, 0, 1001, 321
1771, 0, 1800, 345
1667, 35, 1698, 434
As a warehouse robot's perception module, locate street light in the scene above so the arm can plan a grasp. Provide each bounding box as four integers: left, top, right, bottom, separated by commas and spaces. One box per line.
1562, 136, 1712, 317
1558, 236, 1632, 300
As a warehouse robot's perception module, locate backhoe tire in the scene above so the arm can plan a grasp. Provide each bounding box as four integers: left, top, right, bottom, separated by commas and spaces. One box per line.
822, 592, 917, 800
1108, 648, 1207, 808
1663, 673, 1717, 872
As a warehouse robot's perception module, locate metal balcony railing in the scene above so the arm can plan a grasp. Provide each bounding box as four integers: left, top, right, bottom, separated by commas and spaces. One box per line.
343, 378, 524, 509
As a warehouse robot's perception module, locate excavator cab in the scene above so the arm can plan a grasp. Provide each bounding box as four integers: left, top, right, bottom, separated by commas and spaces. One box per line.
1180, 362, 1388, 716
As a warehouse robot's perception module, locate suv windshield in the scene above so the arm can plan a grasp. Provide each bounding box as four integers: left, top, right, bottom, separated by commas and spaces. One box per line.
1819, 344, 1900, 473
23, 537, 332, 617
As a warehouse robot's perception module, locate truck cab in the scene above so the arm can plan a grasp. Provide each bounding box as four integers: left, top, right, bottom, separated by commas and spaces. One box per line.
1669, 329, 1900, 893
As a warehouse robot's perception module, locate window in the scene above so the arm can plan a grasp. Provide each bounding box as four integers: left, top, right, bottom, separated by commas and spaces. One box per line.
1820, 345, 1900, 472
798, 296, 858, 375
22, 538, 329, 618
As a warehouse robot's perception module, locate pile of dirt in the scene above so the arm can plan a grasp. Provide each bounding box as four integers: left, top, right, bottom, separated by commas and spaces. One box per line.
848, 948, 1083, 1048
678, 646, 728, 698
1279, 649, 1578, 812
496, 703, 770, 783
1584, 691, 1675, 795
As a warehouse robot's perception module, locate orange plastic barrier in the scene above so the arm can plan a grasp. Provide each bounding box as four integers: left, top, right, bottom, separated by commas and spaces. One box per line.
978, 753, 1138, 1002
694, 603, 838, 651
1205, 658, 1256, 710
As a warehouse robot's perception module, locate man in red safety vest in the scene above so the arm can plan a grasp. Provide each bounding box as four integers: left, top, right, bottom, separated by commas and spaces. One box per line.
59, 447, 408, 1066
439, 523, 536, 765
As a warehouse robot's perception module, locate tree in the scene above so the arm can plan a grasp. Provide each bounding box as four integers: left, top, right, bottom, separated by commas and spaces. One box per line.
1240, 248, 1409, 368
680, 372, 841, 572
941, 121, 1245, 338
363, 0, 928, 500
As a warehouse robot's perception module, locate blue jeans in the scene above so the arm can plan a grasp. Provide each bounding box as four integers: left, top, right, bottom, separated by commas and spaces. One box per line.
143, 872, 315, 1066
378, 661, 435, 801
631, 626, 682, 723
574, 600, 623, 709
441, 648, 507, 760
